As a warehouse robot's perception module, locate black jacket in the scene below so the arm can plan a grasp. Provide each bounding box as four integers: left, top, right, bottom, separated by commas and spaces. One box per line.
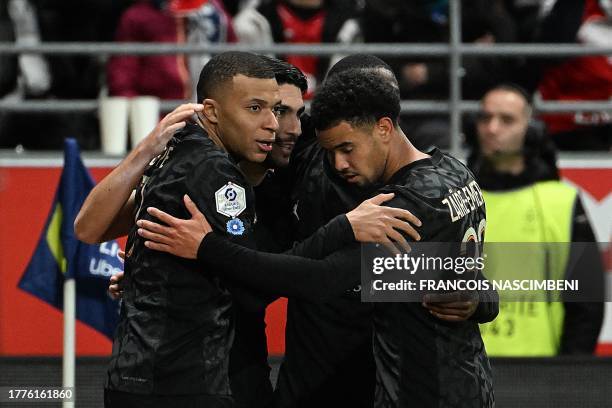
107, 125, 260, 397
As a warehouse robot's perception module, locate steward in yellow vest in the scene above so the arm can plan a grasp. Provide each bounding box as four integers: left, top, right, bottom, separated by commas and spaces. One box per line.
468, 84, 604, 356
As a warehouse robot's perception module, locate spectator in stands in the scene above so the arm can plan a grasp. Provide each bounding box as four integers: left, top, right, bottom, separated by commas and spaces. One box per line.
503, 0, 545, 43
108, 0, 189, 101
361, 0, 518, 150
534, 0, 612, 150
467, 84, 605, 356
233, 0, 362, 97
0, 0, 126, 150
108, 0, 236, 101
0, 1, 18, 135
0, 0, 47, 99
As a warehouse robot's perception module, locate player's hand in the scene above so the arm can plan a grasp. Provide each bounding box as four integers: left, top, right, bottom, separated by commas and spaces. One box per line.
108, 271, 124, 300
140, 103, 204, 157
137, 194, 211, 259
422, 291, 479, 322
346, 193, 422, 252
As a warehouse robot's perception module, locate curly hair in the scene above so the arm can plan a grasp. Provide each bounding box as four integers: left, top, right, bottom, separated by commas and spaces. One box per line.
311, 68, 401, 131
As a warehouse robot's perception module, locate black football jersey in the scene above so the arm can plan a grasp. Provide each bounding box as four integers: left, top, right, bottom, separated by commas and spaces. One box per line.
373, 149, 493, 408
274, 118, 376, 408
181, 127, 496, 408
107, 124, 256, 396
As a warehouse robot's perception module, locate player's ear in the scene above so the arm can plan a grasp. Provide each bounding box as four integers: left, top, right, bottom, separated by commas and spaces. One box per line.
202, 99, 219, 124
376, 117, 394, 143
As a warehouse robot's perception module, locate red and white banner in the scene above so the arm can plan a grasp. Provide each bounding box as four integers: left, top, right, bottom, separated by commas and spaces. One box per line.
0, 156, 610, 356
560, 158, 612, 355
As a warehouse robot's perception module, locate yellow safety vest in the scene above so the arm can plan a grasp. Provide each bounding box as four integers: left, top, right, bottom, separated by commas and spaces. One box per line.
479, 180, 577, 356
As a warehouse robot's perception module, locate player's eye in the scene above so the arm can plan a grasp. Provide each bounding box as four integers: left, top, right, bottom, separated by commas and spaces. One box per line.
249, 105, 262, 112
274, 106, 287, 117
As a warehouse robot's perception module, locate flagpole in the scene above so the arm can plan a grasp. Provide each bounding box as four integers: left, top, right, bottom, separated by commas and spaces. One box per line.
63, 278, 76, 408
17, 138, 122, 407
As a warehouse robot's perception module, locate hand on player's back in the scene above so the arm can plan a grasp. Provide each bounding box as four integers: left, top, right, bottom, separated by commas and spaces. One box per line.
136, 194, 211, 260
108, 271, 124, 300
107, 250, 125, 300
422, 291, 479, 322
346, 193, 422, 253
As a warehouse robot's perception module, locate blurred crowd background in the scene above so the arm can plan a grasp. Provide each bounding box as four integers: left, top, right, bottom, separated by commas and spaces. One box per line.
0, 0, 610, 152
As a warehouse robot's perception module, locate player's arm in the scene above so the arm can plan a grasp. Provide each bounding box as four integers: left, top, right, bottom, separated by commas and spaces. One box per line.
136, 191, 421, 260
134, 193, 421, 301
559, 195, 604, 354
112, 192, 419, 301
423, 268, 499, 323
197, 232, 361, 301
113, 217, 358, 302
468, 269, 499, 323
288, 193, 421, 260
379, 194, 498, 323
191, 194, 418, 301
74, 103, 203, 243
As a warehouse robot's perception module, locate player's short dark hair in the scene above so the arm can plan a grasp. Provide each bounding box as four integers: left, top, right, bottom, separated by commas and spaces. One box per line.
311, 68, 401, 131
326, 54, 393, 79
259, 56, 308, 95
196, 52, 275, 102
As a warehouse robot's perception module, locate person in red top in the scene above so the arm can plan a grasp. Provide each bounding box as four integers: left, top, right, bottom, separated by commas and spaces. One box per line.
536, 0, 612, 150
234, 0, 361, 97
108, 0, 236, 101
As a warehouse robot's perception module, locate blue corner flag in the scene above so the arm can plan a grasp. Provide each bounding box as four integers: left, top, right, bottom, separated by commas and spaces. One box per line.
18, 138, 122, 339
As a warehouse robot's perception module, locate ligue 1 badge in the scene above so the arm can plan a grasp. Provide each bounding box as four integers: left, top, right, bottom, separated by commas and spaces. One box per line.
226, 218, 245, 236
215, 182, 246, 217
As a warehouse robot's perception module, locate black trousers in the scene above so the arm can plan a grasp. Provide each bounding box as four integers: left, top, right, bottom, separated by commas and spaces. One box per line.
104, 389, 234, 408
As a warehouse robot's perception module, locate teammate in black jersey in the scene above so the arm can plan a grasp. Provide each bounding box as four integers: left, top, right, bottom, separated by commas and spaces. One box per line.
130, 56, 437, 408
136, 63, 498, 407
78, 52, 282, 408
80, 54, 417, 408
103, 55, 427, 408
312, 70, 493, 407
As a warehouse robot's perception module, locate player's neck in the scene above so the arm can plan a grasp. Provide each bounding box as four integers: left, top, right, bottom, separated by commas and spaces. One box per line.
197, 120, 229, 154
239, 161, 269, 186
197, 119, 268, 185
382, 128, 429, 182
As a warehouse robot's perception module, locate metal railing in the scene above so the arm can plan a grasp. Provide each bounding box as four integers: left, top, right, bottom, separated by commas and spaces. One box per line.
1, 0, 611, 155
1, 42, 611, 57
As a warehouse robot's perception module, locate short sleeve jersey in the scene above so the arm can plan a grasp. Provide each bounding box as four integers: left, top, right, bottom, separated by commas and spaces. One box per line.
373, 149, 493, 408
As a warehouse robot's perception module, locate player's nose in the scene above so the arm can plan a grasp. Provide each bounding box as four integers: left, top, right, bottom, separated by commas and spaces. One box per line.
263, 108, 279, 134
334, 155, 350, 172
286, 116, 301, 138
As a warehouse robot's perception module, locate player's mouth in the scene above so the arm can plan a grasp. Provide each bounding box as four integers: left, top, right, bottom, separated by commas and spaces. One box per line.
275, 140, 295, 155
342, 173, 359, 183
256, 139, 275, 152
